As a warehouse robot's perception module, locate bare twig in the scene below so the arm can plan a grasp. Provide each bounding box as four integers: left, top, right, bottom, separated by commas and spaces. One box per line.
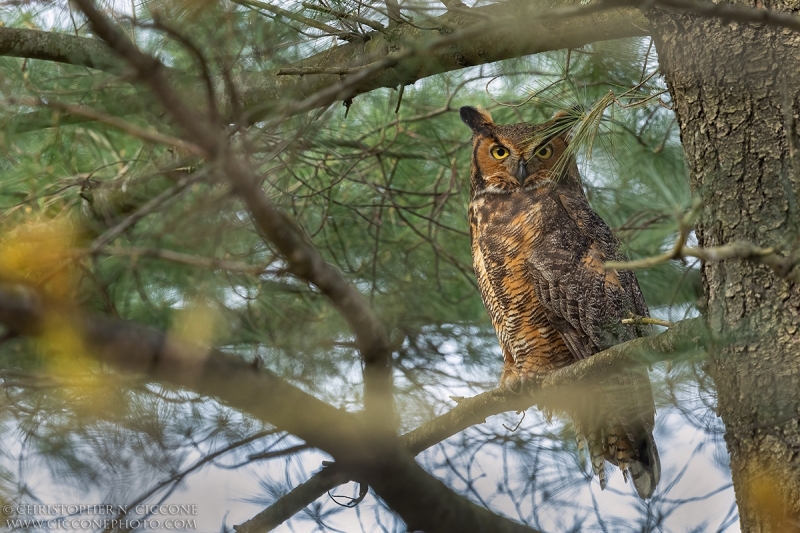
104, 429, 281, 528
89, 174, 201, 253
622, 316, 675, 328
605, 203, 800, 284
85, 246, 274, 275
277, 67, 360, 76
605, 199, 701, 270
301, 2, 386, 31
231, 0, 362, 40
233, 468, 349, 533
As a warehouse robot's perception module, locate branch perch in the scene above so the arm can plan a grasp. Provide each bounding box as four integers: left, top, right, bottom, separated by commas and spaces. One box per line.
235, 316, 707, 531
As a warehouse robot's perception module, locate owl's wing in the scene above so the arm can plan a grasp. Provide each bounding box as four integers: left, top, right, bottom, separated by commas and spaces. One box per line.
527, 192, 649, 361
527, 191, 659, 498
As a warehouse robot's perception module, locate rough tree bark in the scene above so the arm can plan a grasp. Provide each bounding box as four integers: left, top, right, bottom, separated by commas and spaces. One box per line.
647, 7, 800, 532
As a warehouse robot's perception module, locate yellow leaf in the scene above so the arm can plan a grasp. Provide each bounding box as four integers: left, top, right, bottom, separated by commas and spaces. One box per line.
0, 215, 79, 299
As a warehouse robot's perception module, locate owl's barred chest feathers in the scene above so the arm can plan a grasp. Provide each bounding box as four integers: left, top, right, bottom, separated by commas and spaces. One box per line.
469, 192, 574, 373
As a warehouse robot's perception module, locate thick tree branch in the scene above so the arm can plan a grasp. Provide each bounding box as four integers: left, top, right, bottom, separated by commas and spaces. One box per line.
237, 0, 650, 122
0, 281, 704, 532
0, 283, 367, 456
234, 0, 800, 120
0, 2, 648, 125
0, 26, 124, 74
6, 0, 800, 127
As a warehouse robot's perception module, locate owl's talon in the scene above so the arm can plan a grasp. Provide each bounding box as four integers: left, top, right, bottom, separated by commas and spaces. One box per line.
500, 373, 524, 394
500, 372, 543, 395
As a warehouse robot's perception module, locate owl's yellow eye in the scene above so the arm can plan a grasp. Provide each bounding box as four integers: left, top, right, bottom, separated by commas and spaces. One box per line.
535, 144, 553, 160
491, 146, 510, 160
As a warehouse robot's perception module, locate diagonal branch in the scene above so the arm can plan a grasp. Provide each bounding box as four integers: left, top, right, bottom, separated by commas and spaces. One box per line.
235, 316, 707, 532
71, 0, 395, 429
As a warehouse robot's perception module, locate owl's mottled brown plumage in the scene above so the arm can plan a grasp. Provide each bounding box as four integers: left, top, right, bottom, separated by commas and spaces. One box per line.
461, 106, 660, 499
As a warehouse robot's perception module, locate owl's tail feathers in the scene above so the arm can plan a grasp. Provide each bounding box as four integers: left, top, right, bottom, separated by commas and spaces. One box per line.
628, 432, 661, 499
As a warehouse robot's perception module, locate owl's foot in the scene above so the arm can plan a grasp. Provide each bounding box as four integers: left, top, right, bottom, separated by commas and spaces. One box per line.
500, 370, 544, 395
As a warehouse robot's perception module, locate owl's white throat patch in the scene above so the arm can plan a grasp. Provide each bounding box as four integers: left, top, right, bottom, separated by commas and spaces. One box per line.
476, 173, 516, 196
477, 184, 514, 196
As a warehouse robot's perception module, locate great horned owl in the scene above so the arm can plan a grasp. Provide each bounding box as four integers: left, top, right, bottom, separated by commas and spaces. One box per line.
460, 106, 660, 499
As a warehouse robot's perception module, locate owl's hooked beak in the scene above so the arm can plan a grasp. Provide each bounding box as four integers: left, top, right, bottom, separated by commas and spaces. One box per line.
514, 160, 528, 184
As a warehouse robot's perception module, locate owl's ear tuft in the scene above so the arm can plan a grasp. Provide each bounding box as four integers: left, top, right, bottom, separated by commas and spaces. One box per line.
552, 104, 584, 125
460, 106, 494, 134
549, 107, 582, 139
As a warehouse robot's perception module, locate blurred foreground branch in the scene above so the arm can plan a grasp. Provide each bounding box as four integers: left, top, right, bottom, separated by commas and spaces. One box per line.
71, 0, 395, 430
0, 283, 705, 532
0, 281, 540, 533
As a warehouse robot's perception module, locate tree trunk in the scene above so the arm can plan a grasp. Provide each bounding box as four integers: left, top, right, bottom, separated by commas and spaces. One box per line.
647, 8, 800, 532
